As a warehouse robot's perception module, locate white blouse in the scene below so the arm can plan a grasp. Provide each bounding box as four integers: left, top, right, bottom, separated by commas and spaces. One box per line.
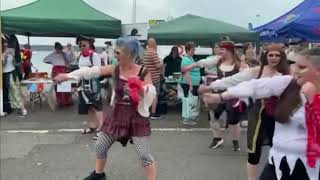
78, 52, 101, 68
67, 67, 156, 117
3, 53, 15, 73
227, 75, 320, 180
209, 68, 256, 90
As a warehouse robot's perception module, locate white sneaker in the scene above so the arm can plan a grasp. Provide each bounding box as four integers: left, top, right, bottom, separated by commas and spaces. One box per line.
182, 119, 197, 125
20, 109, 27, 116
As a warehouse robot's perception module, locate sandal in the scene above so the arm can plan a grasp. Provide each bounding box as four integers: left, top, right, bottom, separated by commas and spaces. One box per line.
81, 128, 97, 134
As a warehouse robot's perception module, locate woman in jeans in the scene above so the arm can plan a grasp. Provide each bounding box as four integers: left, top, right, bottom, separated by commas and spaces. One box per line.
180, 42, 201, 125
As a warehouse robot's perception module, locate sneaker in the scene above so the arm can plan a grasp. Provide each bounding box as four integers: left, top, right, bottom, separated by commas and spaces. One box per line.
83, 171, 106, 180
209, 138, 224, 149
232, 140, 240, 151
19, 109, 27, 116
150, 113, 161, 120
182, 119, 197, 125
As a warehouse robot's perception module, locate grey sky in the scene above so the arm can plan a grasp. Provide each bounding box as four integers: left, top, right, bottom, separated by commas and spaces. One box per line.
1, 0, 303, 45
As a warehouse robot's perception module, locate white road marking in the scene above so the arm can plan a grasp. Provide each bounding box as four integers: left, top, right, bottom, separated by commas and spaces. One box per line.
3, 128, 213, 134
5, 130, 50, 134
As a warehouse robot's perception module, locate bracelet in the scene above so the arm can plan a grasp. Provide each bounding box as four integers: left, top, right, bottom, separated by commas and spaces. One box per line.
219, 93, 224, 102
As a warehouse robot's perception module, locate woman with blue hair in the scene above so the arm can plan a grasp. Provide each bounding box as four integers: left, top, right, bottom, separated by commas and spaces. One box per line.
54, 37, 157, 180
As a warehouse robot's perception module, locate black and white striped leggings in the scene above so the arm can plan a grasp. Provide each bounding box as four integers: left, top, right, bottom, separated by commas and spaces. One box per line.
96, 132, 154, 167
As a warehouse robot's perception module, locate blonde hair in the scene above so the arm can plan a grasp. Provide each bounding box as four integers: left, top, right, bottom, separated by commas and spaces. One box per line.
298, 48, 320, 68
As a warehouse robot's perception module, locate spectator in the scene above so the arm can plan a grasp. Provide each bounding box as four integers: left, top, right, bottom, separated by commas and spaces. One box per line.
2, 41, 27, 116
76, 35, 103, 138
142, 38, 162, 119
20, 44, 32, 79
163, 46, 182, 77
43, 42, 73, 106
180, 42, 201, 125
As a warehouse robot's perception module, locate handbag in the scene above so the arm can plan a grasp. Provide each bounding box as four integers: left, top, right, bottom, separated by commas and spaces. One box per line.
182, 93, 199, 119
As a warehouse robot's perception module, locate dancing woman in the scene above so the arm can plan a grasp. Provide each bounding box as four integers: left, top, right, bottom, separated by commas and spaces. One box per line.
55, 37, 157, 180
183, 41, 247, 150
198, 44, 290, 180
202, 48, 320, 180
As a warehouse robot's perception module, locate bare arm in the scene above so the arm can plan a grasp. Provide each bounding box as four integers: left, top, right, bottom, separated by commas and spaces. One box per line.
183, 72, 193, 88
181, 63, 200, 72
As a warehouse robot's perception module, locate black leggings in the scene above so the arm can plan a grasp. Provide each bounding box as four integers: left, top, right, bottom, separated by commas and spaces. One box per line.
248, 112, 275, 165
248, 146, 262, 165
180, 84, 199, 97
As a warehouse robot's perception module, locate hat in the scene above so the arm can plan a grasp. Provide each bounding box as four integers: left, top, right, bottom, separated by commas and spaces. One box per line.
54, 42, 63, 50
67, 42, 72, 46
76, 35, 95, 45
104, 41, 112, 46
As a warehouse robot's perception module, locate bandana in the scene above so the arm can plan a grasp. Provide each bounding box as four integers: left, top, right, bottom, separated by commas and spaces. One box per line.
80, 48, 94, 57
219, 42, 235, 51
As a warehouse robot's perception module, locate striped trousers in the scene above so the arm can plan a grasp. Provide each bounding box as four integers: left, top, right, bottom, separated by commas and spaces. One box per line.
96, 131, 154, 167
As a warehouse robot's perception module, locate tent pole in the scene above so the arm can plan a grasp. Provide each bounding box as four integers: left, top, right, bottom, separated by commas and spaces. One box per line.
28, 35, 30, 45
0, 15, 4, 116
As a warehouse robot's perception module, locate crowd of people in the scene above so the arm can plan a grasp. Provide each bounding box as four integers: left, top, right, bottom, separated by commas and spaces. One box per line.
2, 34, 320, 180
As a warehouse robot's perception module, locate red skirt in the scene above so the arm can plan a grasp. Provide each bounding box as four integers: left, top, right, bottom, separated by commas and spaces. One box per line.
101, 103, 151, 146
52, 66, 73, 106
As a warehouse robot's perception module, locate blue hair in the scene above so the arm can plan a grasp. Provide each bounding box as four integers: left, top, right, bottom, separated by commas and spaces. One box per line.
116, 37, 140, 60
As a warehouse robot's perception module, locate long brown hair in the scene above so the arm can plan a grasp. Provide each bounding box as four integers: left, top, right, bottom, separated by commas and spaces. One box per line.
218, 41, 242, 68
257, 44, 290, 78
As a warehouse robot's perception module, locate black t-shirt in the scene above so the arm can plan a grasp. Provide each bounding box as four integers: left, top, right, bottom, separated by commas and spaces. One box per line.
163, 55, 182, 77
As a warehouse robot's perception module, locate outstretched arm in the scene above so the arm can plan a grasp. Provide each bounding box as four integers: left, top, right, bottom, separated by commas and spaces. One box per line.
54, 65, 114, 82
182, 56, 220, 72
198, 68, 256, 94
203, 75, 294, 105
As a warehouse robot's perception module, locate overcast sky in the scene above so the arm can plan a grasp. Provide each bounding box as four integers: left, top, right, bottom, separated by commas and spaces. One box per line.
1, 0, 303, 45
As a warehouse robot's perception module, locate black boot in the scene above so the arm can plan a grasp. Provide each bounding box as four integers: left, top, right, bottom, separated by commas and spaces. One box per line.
83, 171, 106, 180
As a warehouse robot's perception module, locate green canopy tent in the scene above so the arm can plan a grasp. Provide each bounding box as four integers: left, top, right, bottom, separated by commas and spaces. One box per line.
0, 0, 122, 115
148, 14, 259, 46
1, 0, 121, 38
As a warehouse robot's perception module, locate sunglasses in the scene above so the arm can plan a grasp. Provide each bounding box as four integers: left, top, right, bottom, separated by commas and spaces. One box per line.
268, 53, 280, 58
114, 50, 121, 55
80, 44, 87, 48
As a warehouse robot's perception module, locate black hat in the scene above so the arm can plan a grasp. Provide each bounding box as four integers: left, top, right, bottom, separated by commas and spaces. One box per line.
54, 42, 63, 50
104, 41, 112, 46
76, 35, 95, 45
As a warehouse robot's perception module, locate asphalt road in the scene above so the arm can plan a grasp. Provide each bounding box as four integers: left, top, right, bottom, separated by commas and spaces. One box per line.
0, 104, 269, 180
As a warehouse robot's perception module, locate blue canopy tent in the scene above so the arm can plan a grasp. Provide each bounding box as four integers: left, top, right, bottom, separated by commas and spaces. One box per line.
253, 0, 320, 42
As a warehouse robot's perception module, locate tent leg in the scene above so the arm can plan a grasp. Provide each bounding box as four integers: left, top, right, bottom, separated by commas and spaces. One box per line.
0, 18, 4, 116
28, 36, 30, 45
